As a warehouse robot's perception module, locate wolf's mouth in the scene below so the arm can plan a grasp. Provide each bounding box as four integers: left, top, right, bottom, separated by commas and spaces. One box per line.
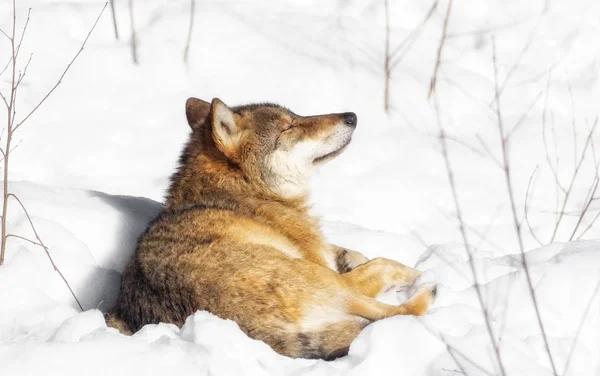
313, 137, 352, 164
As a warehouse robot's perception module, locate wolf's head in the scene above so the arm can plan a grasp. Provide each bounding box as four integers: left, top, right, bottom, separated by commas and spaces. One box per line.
181, 98, 357, 200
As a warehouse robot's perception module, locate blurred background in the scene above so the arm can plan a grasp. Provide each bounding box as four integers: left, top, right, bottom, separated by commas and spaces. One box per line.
2, 0, 600, 255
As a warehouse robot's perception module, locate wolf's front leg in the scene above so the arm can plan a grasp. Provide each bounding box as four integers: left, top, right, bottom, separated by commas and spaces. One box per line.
327, 244, 370, 273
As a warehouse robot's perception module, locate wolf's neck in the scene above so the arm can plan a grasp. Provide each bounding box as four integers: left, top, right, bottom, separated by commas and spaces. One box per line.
166, 153, 308, 208
165, 150, 324, 254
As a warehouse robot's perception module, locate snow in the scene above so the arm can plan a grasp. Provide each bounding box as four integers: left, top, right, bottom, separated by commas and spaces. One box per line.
1, 0, 600, 375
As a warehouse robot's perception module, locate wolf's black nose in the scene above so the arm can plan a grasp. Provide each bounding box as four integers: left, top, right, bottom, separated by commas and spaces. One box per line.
343, 112, 357, 127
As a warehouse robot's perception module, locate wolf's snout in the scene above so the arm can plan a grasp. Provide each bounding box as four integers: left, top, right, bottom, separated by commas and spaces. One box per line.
343, 112, 357, 128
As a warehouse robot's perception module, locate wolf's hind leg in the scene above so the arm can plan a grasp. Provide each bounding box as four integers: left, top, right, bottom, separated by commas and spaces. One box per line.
341, 257, 423, 298
346, 283, 437, 320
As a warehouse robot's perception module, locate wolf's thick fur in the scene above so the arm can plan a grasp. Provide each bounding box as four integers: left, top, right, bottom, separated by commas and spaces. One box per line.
108, 98, 436, 359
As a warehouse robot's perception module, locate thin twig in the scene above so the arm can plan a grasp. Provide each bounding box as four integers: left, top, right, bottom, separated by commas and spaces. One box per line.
0, 28, 10, 40
562, 279, 600, 376
0, 56, 12, 78
420, 322, 491, 376
491, 36, 558, 376
15, 53, 33, 87
14, 8, 31, 62
567, 77, 577, 171
551, 117, 599, 242
6, 233, 43, 248
474, 204, 504, 251
0, 0, 18, 267
568, 178, 599, 241
128, 0, 138, 64
13, 3, 108, 133
575, 212, 600, 239
525, 166, 544, 246
437, 333, 494, 376
109, 0, 119, 40
506, 89, 545, 140
541, 72, 565, 195
446, 16, 533, 39
438, 207, 505, 253
444, 134, 490, 161
433, 90, 507, 376
0, 90, 8, 109
475, 134, 502, 168
183, 0, 196, 63
492, 16, 543, 103
475, 134, 503, 168
389, 0, 438, 70
390, 1, 438, 60
428, 0, 453, 99
441, 369, 465, 375
7, 194, 83, 311
383, 0, 390, 112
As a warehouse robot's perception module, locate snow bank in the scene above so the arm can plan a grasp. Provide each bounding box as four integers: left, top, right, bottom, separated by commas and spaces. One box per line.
0, 183, 598, 375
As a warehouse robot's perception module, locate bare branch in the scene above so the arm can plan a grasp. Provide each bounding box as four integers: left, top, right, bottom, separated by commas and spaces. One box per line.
15, 53, 33, 88
7, 194, 83, 311
441, 368, 465, 375
0, 28, 10, 41
562, 279, 600, 376
346, 37, 381, 69
586, 117, 600, 173
506, 89, 544, 140
0, 56, 12, 78
541, 72, 566, 195
438, 206, 505, 253
443, 134, 490, 161
474, 204, 504, 251
492, 16, 543, 103
428, 0, 453, 99
567, 76, 577, 171
390, 1, 437, 60
419, 322, 492, 376
475, 134, 503, 168
6, 233, 43, 248
0, 0, 19, 267
109, 0, 119, 40
575, 211, 600, 239
568, 177, 599, 241
128, 0, 139, 64
13, 8, 31, 62
550, 117, 599, 242
433, 90, 507, 376
383, 0, 390, 112
524, 166, 544, 246
0, 91, 8, 110
13, 3, 108, 133
491, 36, 558, 376
389, 0, 438, 70
447, 16, 534, 39
183, 0, 196, 63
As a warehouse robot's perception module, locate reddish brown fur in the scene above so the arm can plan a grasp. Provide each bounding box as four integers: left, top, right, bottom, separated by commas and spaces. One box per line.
108, 98, 436, 359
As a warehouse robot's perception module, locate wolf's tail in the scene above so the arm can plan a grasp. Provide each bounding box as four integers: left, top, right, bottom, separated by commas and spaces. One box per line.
104, 311, 134, 335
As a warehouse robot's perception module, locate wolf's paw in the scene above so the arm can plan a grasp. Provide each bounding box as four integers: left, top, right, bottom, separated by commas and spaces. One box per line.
405, 283, 437, 316
337, 248, 370, 273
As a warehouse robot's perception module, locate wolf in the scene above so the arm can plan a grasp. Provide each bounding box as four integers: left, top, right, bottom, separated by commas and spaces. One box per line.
107, 98, 437, 360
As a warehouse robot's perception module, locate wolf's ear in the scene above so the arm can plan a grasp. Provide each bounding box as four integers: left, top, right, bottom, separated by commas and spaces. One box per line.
185, 97, 211, 131
210, 98, 245, 158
